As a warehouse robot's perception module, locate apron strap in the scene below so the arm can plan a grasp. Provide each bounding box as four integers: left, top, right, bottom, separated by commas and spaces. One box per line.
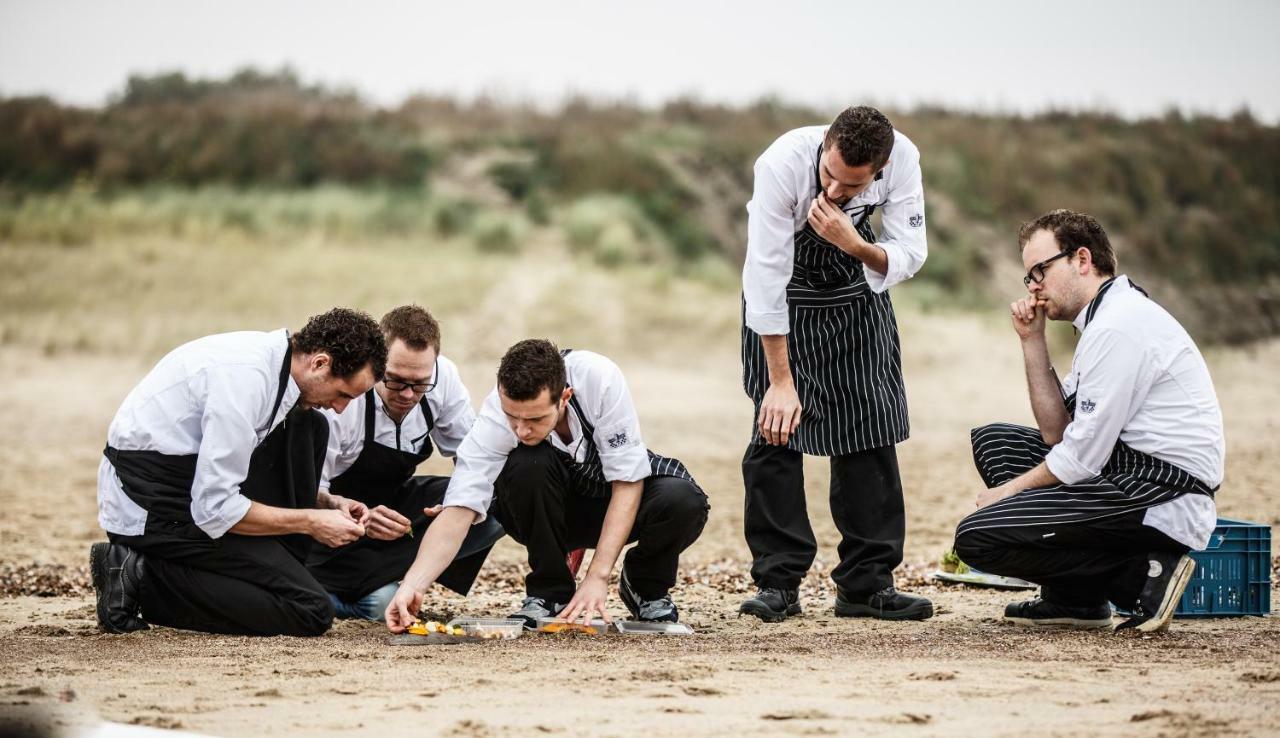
567, 393, 595, 438
261, 334, 293, 433
362, 388, 377, 444
418, 394, 435, 433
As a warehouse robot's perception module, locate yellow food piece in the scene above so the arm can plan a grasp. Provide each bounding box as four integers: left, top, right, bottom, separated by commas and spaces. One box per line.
406, 620, 454, 636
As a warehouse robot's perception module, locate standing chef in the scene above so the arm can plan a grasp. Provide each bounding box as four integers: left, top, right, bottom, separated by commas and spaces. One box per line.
739, 105, 933, 622
307, 305, 503, 620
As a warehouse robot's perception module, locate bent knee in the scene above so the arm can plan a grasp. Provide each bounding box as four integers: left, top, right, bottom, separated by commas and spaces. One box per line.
499, 443, 560, 485
648, 481, 710, 528
969, 423, 1007, 449
292, 588, 336, 636
953, 529, 996, 570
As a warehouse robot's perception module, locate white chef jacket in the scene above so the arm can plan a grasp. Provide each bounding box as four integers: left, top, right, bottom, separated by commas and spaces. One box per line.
320, 354, 475, 487
743, 125, 928, 335
1046, 276, 1225, 549
443, 350, 650, 523
97, 329, 301, 539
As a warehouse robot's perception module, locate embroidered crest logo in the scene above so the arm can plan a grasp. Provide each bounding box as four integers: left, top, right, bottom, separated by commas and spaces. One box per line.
1080, 399, 1097, 414
607, 431, 629, 449
908, 213, 924, 228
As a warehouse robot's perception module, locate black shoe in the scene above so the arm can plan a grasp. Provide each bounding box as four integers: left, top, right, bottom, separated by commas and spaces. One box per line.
1003, 597, 1113, 629
509, 596, 565, 630
89, 542, 149, 634
739, 587, 801, 623
618, 567, 679, 622
835, 586, 934, 621
1116, 552, 1195, 633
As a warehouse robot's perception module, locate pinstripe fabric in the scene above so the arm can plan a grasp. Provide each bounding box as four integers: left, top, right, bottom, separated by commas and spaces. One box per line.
741, 147, 909, 457
557, 351, 698, 498
956, 423, 1214, 536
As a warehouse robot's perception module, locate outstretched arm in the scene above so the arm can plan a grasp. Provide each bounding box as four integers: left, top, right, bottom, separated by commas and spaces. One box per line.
384, 505, 477, 632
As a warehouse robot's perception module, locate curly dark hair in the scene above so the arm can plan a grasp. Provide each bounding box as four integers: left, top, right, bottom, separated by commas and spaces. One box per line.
497, 339, 565, 402
1018, 209, 1117, 276
824, 106, 895, 169
380, 304, 441, 352
292, 307, 387, 380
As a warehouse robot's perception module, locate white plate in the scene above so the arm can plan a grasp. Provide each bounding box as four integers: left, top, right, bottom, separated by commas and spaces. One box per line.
614, 621, 694, 635
931, 570, 1037, 590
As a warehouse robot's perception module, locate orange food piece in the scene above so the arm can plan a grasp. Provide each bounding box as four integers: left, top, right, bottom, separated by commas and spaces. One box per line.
541, 622, 599, 634
406, 620, 454, 636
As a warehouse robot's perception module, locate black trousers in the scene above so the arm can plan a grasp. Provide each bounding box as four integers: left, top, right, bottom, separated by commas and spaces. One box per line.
743, 442, 904, 595
108, 409, 334, 637
307, 475, 504, 601
492, 443, 709, 604
954, 423, 1189, 608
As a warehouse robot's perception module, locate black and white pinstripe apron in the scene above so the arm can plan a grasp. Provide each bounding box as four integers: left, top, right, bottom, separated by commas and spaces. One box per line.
560, 350, 699, 497
957, 279, 1217, 536
741, 144, 909, 457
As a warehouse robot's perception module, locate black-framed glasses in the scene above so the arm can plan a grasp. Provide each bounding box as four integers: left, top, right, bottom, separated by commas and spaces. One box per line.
1023, 250, 1073, 287
382, 358, 438, 394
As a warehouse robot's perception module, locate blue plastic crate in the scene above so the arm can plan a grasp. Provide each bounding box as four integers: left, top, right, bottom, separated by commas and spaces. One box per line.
1177, 517, 1271, 617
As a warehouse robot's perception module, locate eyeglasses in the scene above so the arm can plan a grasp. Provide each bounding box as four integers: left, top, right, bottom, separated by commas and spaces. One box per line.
382, 358, 438, 394
1023, 250, 1073, 287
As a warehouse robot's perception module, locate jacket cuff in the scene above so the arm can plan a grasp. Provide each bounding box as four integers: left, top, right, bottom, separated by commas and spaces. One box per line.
1045, 446, 1094, 486
745, 309, 790, 335
195, 494, 253, 540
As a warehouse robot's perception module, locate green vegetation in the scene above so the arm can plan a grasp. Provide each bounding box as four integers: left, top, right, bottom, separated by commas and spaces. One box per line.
2, 69, 1278, 342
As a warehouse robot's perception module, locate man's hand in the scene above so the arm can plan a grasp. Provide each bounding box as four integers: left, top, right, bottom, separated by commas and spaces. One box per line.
976, 483, 1018, 509
385, 583, 424, 633
1010, 296, 1047, 340
807, 194, 863, 252
306, 508, 365, 547
329, 494, 369, 525
366, 505, 412, 541
758, 381, 802, 445
560, 574, 611, 625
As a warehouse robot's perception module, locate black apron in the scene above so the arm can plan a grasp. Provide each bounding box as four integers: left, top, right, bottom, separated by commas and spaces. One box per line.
306, 389, 434, 586
308, 390, 502, 599
957, 279, 1217, 536
328, 389, 435, 508
104, 340, 319, 557
742, 143, 909, 457
560, 349, 699, 497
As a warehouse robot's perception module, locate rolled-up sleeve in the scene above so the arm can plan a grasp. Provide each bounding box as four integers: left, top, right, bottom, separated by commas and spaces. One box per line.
865, 143, 927, 292
442, 389, 515, 524
1046, 328, 1151, 484
190, 367, 264, 538
743, 155, 799, 336
430, 357, 477, 459
588, 361, 651, 484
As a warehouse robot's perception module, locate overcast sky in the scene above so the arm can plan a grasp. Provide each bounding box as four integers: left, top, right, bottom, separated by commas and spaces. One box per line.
2, 0, 1278, 120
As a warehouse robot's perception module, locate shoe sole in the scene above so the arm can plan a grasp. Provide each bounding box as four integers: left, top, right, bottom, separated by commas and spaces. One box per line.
834, 601, 934, 621
89, 542, 116, 633
1004, 615, 1114, 629
1134, 556, 1196, 633
738, 601, 801, 623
